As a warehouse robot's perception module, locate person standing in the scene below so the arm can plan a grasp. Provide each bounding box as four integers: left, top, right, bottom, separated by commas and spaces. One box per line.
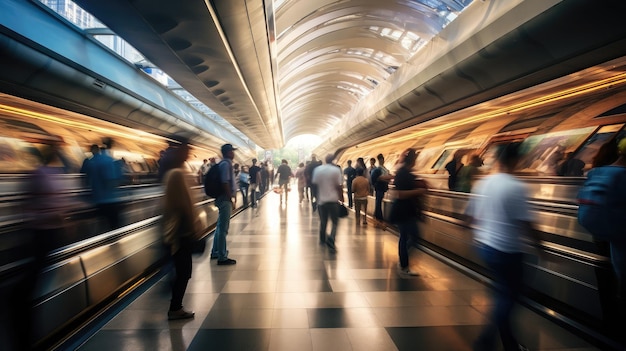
275, 159, 293, 203
85, 137, 123, 229
389, 149, 427, 276
367, 157, 377, 195
465, 143, 541, 351
343, 160, 356, 208
445, 150, 464, 191
210, 144, 238, 265
239, 166, 250, 207
370, 153, 392, 228
260, 162, 270, 194
305, 154, 323, 211
352, 167, 370, 225
312, 154, 344, 251
295, 162, 306, 203
455, 155, 482, 193
248, 158, 261, 207
162, 141, 199, 320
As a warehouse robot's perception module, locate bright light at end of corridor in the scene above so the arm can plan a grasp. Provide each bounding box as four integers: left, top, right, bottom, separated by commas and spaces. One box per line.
286, 134, 322, 149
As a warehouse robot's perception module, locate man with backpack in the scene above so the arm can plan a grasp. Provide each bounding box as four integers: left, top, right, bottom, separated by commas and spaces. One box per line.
208, 144, 238, 265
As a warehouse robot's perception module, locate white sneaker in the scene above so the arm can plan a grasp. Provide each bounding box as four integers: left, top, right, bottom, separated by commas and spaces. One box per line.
399, 267, 420, 276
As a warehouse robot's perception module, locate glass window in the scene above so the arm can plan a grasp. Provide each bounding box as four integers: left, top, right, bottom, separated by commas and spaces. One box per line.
573, 124, 624, 172
515, 127, 596, 175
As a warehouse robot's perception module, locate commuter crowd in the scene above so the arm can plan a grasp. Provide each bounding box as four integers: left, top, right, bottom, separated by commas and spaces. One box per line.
12, 132, 626, 350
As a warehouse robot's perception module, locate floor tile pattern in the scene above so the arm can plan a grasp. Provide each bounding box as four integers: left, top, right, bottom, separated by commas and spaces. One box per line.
78, 194, 599, 350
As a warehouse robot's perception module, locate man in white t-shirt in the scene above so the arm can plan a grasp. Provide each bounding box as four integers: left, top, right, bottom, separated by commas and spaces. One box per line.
465, 142, 541, 351
312, 154, 344, 251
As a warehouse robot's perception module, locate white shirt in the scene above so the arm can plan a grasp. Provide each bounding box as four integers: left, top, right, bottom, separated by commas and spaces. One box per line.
466, 173, 533, 253
312, 164, 343, 204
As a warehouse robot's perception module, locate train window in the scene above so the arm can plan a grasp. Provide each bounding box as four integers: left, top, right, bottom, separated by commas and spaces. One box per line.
430, 148, 476, 173
414, 147, 440, 172
572, 124, 624, 171
515, 126, 596, 175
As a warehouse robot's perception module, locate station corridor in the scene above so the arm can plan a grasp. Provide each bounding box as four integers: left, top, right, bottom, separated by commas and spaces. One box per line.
77, 193, 599, 351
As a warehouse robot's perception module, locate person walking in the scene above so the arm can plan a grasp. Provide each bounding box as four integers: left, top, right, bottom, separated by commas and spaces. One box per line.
210, 144, 238, 265
389, 149, 427, 276
370, 153, 392, 228
312, 154, 344, 251
305, 154, 323, 211
352, 167, 370, 225
162, 141, 199, 320
275, 159, 293, 203
248, 158, 261, 208
295, 162, 306, 203
465, 143, 542, 351
343, 160, 356, 208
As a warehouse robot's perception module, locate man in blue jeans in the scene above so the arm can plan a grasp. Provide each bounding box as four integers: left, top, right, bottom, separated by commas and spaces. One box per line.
465, 143, 541, 351
210, 143, 238, 265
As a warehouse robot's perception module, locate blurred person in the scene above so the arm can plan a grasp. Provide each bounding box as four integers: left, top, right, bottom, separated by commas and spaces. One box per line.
274, 159, 292, 203
85, 137, 123, 229
210, 144, 238, 265
445, 150, 464, 191
9, 142, 69, 350
577, 138, 626, 337
80, 144, 100, 186
456, 155, 483, 193
592, 139, 619, 168
370, 153, 392, 228
312, 154, 344, 251
305, 154, 323, 211
248, 159, 261, 208
465, 142, 542, 351
557, 152, 585, 176
389, 149, 428, 276
260, 162, 270, 194
238, 165, 250, 207
352, 167, 370, 225
343, 160, 356, 208
198, 159, 209, 184
295, 162, 306, 203
162, 141, 200, 320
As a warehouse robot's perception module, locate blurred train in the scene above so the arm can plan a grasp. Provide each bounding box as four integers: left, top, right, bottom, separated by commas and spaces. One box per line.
0, 95, 251, 350
335, 63, 626, 336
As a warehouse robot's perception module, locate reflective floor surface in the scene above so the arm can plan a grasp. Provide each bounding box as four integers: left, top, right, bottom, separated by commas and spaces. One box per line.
77, 192, 599, 351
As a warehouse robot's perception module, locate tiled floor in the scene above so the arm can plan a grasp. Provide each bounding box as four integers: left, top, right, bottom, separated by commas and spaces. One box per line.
78, 194, 600, 351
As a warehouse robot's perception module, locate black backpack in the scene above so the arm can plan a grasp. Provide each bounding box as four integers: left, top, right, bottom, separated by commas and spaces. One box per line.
204, 161, 225, 198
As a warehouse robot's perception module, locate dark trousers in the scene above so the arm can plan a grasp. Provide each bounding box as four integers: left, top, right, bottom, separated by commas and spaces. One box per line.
374, 190, 385, 221
397, 220, 419, 268
346, 182, 353, 207
240, 184, 249, 206
318, 202, 339, 243
97, 202, 122, 229
170, 243, 192, 311
474, 244, 524, 351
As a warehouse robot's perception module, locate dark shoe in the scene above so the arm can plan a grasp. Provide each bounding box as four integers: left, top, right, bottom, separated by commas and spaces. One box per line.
210, 254, 218, 260
325, 237, 336, 251
217, 258, 237, 265
168, 308, 194, 320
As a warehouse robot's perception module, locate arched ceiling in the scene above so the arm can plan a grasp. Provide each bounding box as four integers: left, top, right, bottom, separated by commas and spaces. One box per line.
68, 0, 626, 155
71, 0, 472, 150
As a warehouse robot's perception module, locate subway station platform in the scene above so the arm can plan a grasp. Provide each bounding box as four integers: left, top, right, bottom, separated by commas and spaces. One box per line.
75, 193, 600, 351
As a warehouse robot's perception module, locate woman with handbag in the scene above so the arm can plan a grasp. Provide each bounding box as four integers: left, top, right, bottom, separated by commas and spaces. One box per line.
162, 141, 201, 320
